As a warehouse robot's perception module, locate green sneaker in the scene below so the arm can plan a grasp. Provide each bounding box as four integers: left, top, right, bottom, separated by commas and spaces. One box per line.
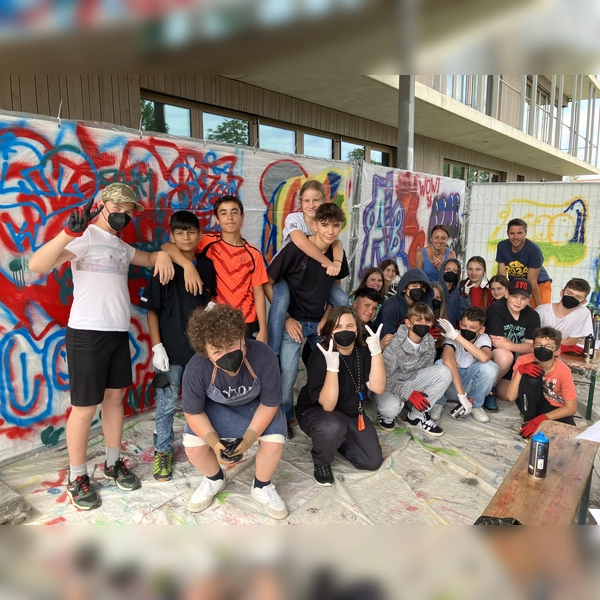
67, 474, 101, 510
153, 452, 173, 482
103, 457, 141, 491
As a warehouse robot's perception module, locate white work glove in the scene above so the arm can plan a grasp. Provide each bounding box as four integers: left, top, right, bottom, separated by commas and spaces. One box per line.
458, 394, 473, 415
365, 324, 383, 356
317, 339, 340, 372
438, 318, 459, 341
152, 343, 170, 372
462, 280, 475, 295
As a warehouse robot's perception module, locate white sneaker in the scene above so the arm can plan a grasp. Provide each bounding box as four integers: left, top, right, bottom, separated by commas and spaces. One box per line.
188, 475, 227, 513
429, 404, 443, 421
251, 483, 289, 520
471, 407, 490, 423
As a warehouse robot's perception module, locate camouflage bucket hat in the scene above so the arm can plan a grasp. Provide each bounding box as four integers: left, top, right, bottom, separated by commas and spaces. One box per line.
101, 183, 144, 212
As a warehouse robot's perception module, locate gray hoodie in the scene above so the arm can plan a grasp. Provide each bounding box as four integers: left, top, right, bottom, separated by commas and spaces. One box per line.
382, 324, 435, 398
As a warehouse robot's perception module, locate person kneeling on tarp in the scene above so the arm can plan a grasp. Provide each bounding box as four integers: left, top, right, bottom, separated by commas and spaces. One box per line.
295, 307, 386, 486
505, 327, 577, 438
182, 304, 288, 520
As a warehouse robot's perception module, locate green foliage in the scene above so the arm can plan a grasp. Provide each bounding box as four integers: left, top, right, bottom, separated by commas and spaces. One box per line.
346, 147, 365, 162
206, 119, 249, 145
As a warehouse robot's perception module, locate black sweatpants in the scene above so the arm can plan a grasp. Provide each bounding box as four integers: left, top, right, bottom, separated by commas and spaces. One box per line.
516, 375, 575, 426
296, 404, 383, 470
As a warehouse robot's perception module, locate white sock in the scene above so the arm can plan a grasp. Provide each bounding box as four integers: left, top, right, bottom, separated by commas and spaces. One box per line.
69, 463, 87, 483
105, 447, 120, 468
408, 408, 425, 420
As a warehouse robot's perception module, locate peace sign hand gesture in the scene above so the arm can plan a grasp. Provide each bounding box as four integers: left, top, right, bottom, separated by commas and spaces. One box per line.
64, 197, 103, 237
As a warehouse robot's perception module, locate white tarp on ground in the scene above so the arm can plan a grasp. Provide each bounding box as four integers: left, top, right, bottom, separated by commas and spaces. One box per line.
2, 374, 598, 525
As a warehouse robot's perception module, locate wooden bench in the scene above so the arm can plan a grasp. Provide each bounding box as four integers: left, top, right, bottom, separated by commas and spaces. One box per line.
560, 353, 600, 421
481, 420, 599, 525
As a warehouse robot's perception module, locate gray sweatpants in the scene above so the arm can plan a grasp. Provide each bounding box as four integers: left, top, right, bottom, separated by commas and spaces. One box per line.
374, 364, 452, 421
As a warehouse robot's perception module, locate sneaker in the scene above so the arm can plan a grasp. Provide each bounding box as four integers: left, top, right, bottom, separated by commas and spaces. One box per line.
429, 404, 443, 421
188, 475, 227, 513
377, 412, 395, 431
287, 420, 294, 440
314, 463, 334, 486
103, 457, 141, 491
483, 394, 498, 413
153, 452, 173, 482
471, 407, 490, 423
406, 413, 444, 437
67, 474, 101, 511
251, 483, 289, 520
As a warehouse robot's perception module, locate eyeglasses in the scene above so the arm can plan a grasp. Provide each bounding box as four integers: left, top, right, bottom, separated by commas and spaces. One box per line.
533, 343, 556, 352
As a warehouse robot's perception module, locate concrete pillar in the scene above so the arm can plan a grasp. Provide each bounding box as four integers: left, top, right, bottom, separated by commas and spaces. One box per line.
397, 75, 415, 171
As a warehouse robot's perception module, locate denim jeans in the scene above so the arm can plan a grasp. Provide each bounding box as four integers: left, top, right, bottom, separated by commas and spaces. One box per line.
268, 280, 348, 355
280, 320, 321, 420
435, 360, 499, 408
154, 364, 184, 453
374, 364, 452, 421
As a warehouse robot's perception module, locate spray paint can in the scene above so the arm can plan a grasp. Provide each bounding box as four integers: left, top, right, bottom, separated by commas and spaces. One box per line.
528, 431, 549, 478
451, 398, 473, 418
584, 334, 595, 359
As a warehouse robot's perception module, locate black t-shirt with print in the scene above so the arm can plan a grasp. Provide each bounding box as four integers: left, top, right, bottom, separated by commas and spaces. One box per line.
485, 297, 540, 343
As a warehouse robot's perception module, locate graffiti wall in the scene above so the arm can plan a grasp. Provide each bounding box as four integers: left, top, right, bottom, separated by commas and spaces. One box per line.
0, 112, 353, 462
466, 182, 600, 305
355, 162, 466, 282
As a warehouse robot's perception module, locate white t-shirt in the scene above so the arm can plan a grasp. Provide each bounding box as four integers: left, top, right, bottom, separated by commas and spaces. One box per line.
443, 333, 492, 368
66, 225, 136, 331
281, 212, 311, 249
535, 303, 593, 340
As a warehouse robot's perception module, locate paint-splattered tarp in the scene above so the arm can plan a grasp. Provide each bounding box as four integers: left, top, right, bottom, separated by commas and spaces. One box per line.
2, 380, 598, 526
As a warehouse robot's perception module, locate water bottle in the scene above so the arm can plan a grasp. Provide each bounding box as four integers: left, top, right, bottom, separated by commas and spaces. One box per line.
528, 431, 549, 478
584, 334, 595, 359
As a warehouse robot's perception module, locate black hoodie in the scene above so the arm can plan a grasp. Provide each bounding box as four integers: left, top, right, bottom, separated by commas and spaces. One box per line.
374, 268, 434, 336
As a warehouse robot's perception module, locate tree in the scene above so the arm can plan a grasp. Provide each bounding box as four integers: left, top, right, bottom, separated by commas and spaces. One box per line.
206, 119, 249, 145
140, 100, 169, 134
346, 147, 365, 162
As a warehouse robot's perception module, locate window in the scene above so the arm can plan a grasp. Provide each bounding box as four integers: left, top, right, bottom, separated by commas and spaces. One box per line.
259, 124, 296, 154
445, 160, 502, 182
517, 175, 525, 181
203, 112, 249, 145
342, 141, 365, 162
370, 149, 390, 166
468, 167, 501, 183
141, 99, 191, 136
443, 160, 467, 180
303, 133, 333, 159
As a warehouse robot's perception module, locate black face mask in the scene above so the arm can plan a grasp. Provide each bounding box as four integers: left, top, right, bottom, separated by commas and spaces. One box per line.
461, 329, 478, 342
107, 210, 132, 232
216, 349, 244, 372
408, 288, 424, 302
432, 299, 442, 311
443, 271, 459, 283
533, 347, 554, 362
333, 331, 356, 347
412, 324, 431, 338
561, 295, 580, 309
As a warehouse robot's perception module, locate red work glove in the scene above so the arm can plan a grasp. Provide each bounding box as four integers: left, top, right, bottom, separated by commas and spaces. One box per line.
407, 390, 430, 412
429, 325, 441, 341
517, 362, 543, 378
560, 344, 584, 355
519, 414, 548, 438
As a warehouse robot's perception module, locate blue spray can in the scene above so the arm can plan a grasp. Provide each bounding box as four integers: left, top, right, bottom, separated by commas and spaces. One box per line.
528, 431, 549, 478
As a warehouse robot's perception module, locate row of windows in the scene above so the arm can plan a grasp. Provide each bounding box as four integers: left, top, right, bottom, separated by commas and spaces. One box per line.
140, 96, 392, 166
443, 160, 502, 183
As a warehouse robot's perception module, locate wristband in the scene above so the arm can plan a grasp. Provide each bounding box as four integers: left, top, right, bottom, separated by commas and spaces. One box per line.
63, 226, 83, 238
333, 259, 342, 263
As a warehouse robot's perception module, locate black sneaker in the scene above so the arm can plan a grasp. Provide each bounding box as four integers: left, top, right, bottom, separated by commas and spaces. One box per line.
377, 412, 395, 431
287, 420, 294, 440
314, 463, 334, 486
483, 394, 499, 413
406, 413, 444, 437
67, 474, 101, 510
103, 457, 141, 491
153, 452, 173, 482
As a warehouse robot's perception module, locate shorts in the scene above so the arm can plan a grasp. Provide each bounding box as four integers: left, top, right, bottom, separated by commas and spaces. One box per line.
66, 327, 132, 407
245, 320, 259, 339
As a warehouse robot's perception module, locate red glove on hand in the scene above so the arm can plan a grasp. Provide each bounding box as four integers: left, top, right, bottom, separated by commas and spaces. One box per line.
519, 414, 548, 438
560, 344, 584, 355
517, 362, 543, 378
407, 390, 430, 412
429, 325, 441, 340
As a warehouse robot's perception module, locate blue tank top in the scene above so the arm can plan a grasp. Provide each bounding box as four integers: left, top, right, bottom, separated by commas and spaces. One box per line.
421, 247, 450, 283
